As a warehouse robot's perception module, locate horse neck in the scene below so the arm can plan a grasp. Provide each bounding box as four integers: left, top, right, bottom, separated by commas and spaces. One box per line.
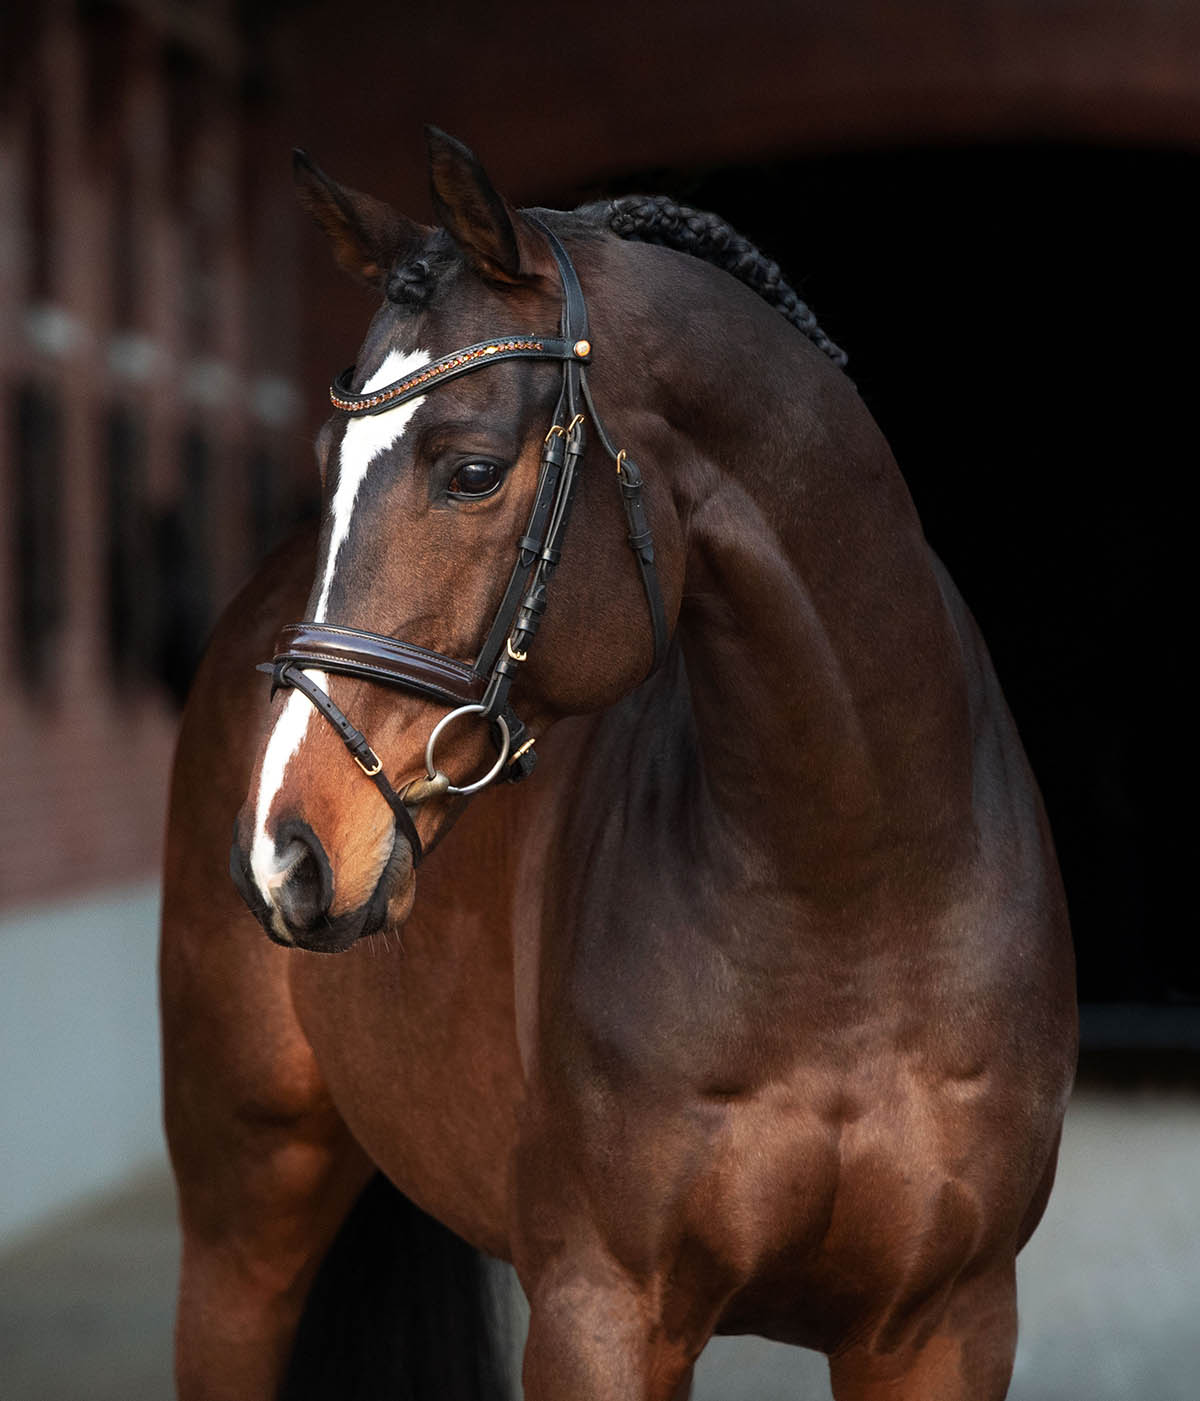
667, 332, 974, 904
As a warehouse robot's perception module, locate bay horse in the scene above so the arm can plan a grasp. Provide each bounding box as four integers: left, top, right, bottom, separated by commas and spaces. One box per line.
160, 128, 1076, 1401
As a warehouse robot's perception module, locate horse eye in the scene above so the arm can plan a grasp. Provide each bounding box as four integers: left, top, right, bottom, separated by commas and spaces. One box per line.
448, 461, 502, 499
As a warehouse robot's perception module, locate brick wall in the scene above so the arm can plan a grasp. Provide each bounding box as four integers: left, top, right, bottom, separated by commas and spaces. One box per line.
0, 2, 307, 909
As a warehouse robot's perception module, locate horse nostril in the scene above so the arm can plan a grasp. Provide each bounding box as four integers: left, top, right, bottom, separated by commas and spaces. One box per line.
269, 823, 333, 932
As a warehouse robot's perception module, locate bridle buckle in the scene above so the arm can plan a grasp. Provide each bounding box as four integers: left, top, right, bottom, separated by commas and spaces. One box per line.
354, 748, 383, 777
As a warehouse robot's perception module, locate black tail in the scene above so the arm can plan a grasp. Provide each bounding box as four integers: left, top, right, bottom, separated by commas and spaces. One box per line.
280, 1173, 513, 1401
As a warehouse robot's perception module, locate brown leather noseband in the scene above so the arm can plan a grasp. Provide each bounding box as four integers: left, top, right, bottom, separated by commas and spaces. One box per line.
261, 219, 669, 865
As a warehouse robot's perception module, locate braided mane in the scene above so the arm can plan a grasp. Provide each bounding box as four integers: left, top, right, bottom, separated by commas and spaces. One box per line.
601, 195, 847, 368
388, 196, 847, 368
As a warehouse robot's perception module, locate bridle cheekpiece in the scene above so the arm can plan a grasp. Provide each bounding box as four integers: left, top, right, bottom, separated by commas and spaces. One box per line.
261, 218, 668, 867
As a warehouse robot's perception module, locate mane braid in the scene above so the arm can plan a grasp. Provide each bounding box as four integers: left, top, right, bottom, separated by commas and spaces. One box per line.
604, 195, 847, 368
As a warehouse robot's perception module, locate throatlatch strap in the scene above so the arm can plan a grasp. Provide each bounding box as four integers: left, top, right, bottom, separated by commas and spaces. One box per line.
616, 452, 669, 671
578, 323, 669, 673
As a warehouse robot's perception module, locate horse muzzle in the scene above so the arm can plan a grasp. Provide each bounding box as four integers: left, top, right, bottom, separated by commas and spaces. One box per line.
229, 814, 415, 952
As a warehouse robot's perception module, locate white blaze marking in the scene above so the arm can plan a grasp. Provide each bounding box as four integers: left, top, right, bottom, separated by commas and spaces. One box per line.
312, 348, 429, 621
249, 680, 327, 910
249, 347, 428, 905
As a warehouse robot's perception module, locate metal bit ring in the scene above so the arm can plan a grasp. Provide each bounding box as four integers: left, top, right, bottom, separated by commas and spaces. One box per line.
425, 704, 511, 796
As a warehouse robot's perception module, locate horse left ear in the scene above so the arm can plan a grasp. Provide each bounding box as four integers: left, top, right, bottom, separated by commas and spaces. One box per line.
426, 127, 544, 286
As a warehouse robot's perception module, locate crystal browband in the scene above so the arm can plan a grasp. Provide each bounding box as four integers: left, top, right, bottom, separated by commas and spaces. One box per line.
329, 335, 592, 417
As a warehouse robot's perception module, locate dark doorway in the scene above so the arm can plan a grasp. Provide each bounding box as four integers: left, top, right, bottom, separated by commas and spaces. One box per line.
596, 146, 1193, 1004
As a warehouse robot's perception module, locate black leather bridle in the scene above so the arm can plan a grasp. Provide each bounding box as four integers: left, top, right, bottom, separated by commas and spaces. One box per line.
262, 219, 669, 866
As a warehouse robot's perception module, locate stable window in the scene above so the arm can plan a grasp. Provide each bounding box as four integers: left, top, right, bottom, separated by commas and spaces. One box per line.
155, 425, 213, 705
12, 383, 64, 694
105, 405, 153, 688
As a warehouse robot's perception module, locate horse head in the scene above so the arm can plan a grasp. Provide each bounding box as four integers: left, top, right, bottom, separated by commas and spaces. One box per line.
230, 130, 685, 950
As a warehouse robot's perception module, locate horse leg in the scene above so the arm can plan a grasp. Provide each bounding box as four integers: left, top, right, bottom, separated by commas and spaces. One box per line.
170, 1096, 371, 1400
163, 894, 372, 1399
520, 1253, 705, 1401
670, 1365, 696, 1400
827, 1260, 1018, 1401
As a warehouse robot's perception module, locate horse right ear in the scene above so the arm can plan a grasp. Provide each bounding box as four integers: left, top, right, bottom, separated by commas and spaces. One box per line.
292, 149, 427, 288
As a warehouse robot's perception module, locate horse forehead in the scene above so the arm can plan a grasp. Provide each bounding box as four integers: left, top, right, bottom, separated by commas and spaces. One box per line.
312, 346, 431, 623
348, 304, 478, 403
340, 347, 431, 462
352, 310, 426, 392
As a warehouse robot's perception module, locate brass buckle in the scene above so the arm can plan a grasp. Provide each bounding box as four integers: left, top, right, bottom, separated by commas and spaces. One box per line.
506, 636, 528, 663
355, 748, 383, 777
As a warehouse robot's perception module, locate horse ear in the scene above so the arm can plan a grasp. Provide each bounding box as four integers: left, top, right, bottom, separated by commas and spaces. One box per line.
292, 149, 426, 288
425, 127, 543, 286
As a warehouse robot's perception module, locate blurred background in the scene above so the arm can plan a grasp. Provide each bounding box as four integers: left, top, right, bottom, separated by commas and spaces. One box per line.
1, 0, 1196, 1396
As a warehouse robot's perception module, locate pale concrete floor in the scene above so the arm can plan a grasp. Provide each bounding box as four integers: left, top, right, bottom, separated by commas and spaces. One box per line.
2, 1085, 1198, 1399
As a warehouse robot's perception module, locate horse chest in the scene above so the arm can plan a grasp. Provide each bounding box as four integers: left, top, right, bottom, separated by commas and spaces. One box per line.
288, 910, 524, 1257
